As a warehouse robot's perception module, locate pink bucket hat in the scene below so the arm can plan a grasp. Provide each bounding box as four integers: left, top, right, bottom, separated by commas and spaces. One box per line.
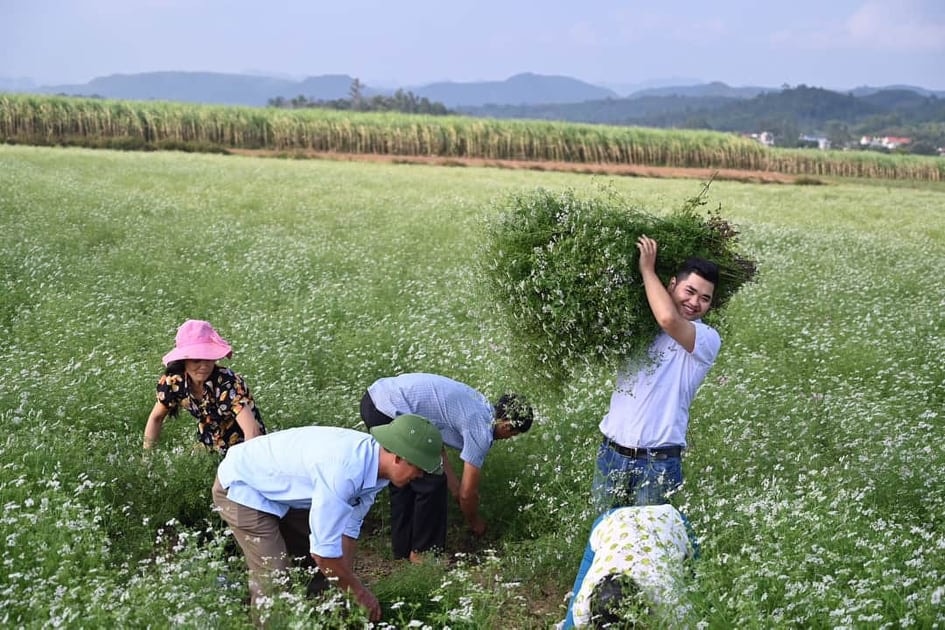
162, 319, 233, 366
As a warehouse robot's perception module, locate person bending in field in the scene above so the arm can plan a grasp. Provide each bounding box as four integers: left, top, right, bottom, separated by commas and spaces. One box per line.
142, 319, 265, 455
560, 503, 695, 628
592, 236, 721, 509
360, 372, 533, 562
212, 414, 443, 622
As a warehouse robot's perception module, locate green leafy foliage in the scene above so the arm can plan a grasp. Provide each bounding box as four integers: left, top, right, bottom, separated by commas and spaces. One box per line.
482, 180, 756, 385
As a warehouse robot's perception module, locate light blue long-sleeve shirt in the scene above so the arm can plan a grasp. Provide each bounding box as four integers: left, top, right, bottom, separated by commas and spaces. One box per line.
368, 373, 494, 468
216, 426, 388, 558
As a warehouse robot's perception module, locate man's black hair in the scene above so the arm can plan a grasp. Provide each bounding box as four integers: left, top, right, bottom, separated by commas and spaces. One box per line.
675, 257, 719, 286
494, 393, 534, 433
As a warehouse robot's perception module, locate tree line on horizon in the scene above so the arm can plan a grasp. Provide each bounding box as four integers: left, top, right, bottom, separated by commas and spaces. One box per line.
462, 84, 945, 156
268, 78, 451, 116
269, 80, 945, 155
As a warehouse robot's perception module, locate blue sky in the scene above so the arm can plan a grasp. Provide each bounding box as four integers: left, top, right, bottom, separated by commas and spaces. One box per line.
2, 0, 944, 91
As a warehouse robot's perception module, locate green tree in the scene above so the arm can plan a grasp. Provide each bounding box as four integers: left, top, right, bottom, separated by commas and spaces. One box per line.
907, 140, 939, 156
349, 78, 364, 111
825, 120, 853, 149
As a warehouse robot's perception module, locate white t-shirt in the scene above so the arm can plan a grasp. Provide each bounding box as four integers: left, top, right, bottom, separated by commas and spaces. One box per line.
571, 504, 692, 627
600, 321, 720, 448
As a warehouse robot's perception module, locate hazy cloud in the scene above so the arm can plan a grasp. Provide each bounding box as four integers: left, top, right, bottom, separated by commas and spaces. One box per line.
567, 21, 602, 47
844, 1, 945, 51
772, 0, 945, 52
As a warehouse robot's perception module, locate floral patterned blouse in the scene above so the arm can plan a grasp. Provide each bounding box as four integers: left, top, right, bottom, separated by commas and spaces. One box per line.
568, 504, 692, 627
156, 365, 266, 455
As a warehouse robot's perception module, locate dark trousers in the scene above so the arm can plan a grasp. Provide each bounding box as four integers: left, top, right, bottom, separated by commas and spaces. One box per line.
360, 390, 448, 558
389, 471, 448, 558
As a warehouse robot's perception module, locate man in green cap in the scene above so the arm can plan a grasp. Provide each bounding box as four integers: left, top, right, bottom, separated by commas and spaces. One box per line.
211, 414, 443, 622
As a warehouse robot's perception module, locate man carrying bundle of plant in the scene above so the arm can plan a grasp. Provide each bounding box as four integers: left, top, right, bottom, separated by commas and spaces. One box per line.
592, 235, 721, 510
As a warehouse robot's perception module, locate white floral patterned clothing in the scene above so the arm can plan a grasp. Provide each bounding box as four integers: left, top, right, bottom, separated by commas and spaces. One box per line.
569, 504, 692, 627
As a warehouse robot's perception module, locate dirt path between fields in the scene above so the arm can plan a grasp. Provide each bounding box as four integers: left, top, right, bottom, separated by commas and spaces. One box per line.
350, 512, 569, 628
228, 148, 802, 184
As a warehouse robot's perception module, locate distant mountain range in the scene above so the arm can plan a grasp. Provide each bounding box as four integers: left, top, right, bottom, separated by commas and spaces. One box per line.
0, 71, 617, 107
406, 73, 618, 107
4, 70, 943, 110
3, 72, 362, 108
460, 86, 936, 126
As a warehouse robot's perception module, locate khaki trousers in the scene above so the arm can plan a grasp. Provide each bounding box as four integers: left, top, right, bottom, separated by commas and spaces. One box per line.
212, 476, 312, 605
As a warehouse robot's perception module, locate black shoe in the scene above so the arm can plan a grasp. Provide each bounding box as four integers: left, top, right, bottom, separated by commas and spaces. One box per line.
306, 571, 329, 598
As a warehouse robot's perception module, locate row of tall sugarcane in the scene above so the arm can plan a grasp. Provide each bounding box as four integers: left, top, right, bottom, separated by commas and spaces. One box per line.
1, 93, 942, 181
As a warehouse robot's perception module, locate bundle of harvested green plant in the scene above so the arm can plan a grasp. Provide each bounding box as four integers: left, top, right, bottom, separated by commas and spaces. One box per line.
481, 180, 756, 388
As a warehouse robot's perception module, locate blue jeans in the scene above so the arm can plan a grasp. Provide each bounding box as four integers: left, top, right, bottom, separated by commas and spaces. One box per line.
591, 439, 683, 511
562, 511, 610, 628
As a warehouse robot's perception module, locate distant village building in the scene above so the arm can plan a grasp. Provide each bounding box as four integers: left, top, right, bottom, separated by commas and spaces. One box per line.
860, 136, 912, 150
748, 131, 775, 147
799, 135, 831, 150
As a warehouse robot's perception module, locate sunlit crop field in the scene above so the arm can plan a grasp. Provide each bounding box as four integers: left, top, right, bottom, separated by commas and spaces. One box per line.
3, 94, 944, 182
1, 144, 943, 628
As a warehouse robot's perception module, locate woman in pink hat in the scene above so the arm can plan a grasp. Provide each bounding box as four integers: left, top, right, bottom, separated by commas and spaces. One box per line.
142, 319, 266, 455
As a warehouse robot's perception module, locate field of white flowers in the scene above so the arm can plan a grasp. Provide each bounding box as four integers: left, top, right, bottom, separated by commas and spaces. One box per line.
1, 144, 943, 629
